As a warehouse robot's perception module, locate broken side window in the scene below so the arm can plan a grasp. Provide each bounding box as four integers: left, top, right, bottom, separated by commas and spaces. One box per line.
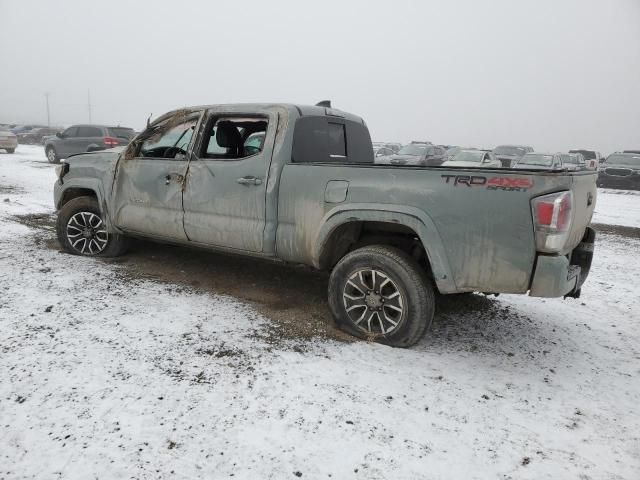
138, 115, 199, 159
200, 116, 268, 160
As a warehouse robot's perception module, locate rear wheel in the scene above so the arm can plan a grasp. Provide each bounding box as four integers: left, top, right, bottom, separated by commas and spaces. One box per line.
56, 196, 128, 257
328, 245, 435, 347
6, 148, 15, 154
46, 146, 59, 164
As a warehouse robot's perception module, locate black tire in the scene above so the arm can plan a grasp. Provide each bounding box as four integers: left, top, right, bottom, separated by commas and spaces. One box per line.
6, 148, 15, 154
46, 146, 59, 164
56, 196, 129, 257
328, 245, 435, 348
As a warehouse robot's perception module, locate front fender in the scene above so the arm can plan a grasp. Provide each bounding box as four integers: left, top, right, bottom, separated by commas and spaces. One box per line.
312, 204, 457, 293
54, 178, 114, 231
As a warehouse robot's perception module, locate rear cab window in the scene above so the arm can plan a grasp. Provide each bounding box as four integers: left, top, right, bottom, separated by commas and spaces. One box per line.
292, 116, 373, 164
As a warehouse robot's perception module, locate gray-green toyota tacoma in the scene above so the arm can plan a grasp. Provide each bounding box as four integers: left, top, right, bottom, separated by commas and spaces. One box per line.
53, 103, 597, 347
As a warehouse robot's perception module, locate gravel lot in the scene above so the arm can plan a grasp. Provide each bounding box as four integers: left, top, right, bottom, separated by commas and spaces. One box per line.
1, 146, 639, 480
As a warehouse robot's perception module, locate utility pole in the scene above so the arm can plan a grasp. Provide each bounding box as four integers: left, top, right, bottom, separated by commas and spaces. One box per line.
45, 92, 51, 127
87, 89, 92, 123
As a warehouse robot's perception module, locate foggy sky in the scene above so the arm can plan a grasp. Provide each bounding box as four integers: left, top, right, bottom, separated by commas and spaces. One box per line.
1, 0, 638, 154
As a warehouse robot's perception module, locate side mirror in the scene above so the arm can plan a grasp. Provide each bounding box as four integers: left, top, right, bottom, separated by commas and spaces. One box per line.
56, 132, 64, 138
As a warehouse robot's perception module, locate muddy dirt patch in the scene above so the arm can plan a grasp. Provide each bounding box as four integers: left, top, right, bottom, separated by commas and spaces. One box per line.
592, 222, 640, 239
0, 185, 25, 195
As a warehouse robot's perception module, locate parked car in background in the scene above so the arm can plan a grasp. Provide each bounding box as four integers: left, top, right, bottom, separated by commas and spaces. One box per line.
623, 150, 640, 154
493, 145, 534, 167
441, 149, 502, 168
17, 127, 63, 145
373, 145, 394, 158
513, 153, 584, 171
10, 124, 46, 135
559, 153, 587, 171
597, 153, 640, 190
374, 142, 402, 154
569, 149, 600, 170
443, 146, 462, 161
376, 143, 446, 166
44, 124, 136, 163
384, 142, 402, 153
0, 126, 18, 153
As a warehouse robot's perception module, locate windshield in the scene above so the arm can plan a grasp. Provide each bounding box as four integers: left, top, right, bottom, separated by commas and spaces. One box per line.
452, 150, 484, 162
494, 146, 526, 156
518, 154, 555, 166
569, 150, 596, 160
397, 144, 427, 156
606, 154, 640, 167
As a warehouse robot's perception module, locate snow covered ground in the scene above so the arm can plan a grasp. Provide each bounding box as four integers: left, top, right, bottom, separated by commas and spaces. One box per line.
593, 188, 640, 228
1, 146, 639, 479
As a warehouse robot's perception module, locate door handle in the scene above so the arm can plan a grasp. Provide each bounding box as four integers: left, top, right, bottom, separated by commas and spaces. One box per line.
237, 176, 263, 186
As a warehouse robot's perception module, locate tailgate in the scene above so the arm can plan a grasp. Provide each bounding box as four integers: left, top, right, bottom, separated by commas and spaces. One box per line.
565, 172, 597, 253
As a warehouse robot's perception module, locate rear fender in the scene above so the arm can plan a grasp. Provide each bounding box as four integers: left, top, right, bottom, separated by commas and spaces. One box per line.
313, 204, 457, 293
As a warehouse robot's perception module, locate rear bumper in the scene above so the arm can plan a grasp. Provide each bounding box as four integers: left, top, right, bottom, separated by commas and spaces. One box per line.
0, 138, 18, 149
529, 227, 595, 298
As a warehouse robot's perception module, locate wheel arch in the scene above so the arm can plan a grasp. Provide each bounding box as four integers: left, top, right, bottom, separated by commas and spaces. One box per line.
58, 187, 97, 207
313, 205, 457, 293
55, 178, 113, 227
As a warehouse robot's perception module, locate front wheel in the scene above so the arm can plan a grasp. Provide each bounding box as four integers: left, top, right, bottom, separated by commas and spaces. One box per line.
56, 196, 128, 257
46, 146, 59, 164
328, 245, 435, 348
6, 148, 15, 154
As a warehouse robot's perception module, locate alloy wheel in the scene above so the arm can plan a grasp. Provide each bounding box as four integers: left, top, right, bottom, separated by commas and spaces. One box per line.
342, 268, 405, 335
66, 212, 108, 255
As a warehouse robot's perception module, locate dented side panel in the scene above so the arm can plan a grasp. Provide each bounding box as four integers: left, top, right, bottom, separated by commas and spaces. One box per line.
111, 158, 189, 241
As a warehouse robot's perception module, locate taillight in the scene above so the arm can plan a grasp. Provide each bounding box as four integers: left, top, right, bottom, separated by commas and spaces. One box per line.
103, 136, 118, 147
532, 191, 573, 252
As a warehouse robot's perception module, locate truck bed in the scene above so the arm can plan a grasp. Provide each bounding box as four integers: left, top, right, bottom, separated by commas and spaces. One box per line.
276, 164, 597, 295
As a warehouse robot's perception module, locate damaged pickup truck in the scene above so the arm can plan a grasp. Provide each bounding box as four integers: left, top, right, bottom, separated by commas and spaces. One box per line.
53, 103, 597, 347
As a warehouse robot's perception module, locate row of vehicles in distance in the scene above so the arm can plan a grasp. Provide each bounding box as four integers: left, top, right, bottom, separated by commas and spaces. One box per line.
373, 141, 595, 171
0, 124, 64, 145
372, 141, 640, 189
0, 123, 136, 161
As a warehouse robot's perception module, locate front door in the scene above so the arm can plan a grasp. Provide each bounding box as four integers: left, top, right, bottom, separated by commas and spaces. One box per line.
57, 126, 78, 158
111, 111, 202, 241
182, 110, 277, 252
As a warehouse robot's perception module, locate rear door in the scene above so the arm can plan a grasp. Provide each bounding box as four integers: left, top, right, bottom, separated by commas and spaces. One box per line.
182, 109, 278, 252
111, 111, 202, 241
